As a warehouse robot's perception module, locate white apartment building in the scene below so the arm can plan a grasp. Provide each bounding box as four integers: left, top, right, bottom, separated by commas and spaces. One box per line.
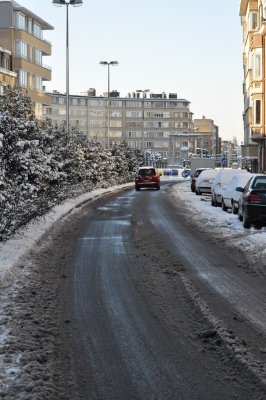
43, 90, 194, 165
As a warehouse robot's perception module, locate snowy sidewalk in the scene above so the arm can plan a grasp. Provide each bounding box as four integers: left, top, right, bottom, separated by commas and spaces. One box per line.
171, 181, 266, 270
0, 183, 133, 284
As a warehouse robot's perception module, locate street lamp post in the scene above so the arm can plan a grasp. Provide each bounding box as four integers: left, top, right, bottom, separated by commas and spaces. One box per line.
136, 89, 150, 156
99, 61, 119, 150
52, 0, 83, 133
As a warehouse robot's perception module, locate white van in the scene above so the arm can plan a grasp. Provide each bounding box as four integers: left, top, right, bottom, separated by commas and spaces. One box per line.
211, 169, 247, 207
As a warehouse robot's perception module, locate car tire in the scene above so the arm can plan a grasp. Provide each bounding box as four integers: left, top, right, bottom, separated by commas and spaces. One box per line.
243, 209, 251, 229
191, 185, 195, 193
232, 202, 238, 215
222, 199, 227, 212
195, 189, 199, 195
238, 207, 243, 221
135, 186, 140, 191
157, 186, 160, 190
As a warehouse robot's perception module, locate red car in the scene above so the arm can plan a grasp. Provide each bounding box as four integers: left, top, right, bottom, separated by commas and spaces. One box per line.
135, 167, 160, 191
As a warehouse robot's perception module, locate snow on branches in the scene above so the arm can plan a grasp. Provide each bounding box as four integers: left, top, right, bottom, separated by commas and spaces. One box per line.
0, 88, 140, 241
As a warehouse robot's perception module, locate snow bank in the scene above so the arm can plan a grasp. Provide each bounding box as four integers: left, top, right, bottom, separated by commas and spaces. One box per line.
171, 181, 266, 271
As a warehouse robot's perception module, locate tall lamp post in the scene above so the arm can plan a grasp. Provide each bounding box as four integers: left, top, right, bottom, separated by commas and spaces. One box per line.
53, 0, 83, 133
99, 61, 119, 150
136, 89, 150, 155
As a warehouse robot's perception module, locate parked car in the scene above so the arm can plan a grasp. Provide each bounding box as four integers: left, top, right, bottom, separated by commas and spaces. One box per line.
195, 169, 219, 195
222, 172, 252, 213
135, 167, 160, 191
237, 175, 266, 228
190, 168, 211, 192
211, 169, 247, 207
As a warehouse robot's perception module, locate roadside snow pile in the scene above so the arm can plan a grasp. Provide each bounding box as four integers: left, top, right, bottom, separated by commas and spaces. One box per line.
0, 88, 143, 241
171, 181, 266, 269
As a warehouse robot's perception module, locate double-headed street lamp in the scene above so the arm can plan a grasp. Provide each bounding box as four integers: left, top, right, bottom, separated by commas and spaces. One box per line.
136, 89, 150, 155
99, 61, 119, 150
53, 0, 83, 133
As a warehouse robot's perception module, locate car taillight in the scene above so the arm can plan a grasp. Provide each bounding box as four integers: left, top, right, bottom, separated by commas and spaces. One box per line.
248, 193, 262, 202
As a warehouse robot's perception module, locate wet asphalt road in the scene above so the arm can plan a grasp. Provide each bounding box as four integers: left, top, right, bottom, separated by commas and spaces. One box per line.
57, 182, 266, 400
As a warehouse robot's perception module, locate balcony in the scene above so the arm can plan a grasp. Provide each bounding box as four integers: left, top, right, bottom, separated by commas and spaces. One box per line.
14, 30, 52, 56
13, 57, 51, 81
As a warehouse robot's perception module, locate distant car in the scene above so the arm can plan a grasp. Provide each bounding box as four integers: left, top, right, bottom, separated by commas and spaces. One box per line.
222, 172, 252, 213
195, 169, 219, 195
237, 175, 266, 228
135, 167, 160, 191
190, 168, 211, 192
211, 169, 247, 207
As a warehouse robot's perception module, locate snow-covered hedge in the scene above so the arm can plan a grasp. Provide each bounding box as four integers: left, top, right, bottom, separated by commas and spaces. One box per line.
0, 88, 143, 241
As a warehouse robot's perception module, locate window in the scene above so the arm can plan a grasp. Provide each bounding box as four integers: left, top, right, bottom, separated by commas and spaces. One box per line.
90, 99, 105, 107
35, 49, 42, 65
16, 70, 28, 87
253, 50, 262, 81
110, 120, 122, 127
70, 109, 79, 117
59, 108, 66, 116
15, 41, 28, 59
251, 12, 257, 30
80, 99, 86, 106
127, 121, 142, 128
59, 97, 66, 105
126, 111, 142, 118
110, 131, 122, 137
29, 46, 33, 62
110, 110, 122, 117
33, 22, 42, 39
126, 101, 142, 108
3, 58, 9, 70
89, 120, 106, 128
15, 12, 26, 30
71, 98, 78, 105
29, 73, 34, 89
128, 141, 142, 149
254, 99, 261, 125
79, 110, 87, 117
28, 18, 32, 34
110, 100, 122, 107
126, 131, 142, 138
89, 109, 106, 117
145, 111, 170, 118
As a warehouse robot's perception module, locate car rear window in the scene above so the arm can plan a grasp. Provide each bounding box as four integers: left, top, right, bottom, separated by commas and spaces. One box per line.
252, 177, 266, 189
195, 169, 204, 177
138, 168, 156, 176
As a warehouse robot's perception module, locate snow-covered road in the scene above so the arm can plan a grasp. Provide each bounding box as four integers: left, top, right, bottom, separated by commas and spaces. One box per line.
0, 180, 265, 398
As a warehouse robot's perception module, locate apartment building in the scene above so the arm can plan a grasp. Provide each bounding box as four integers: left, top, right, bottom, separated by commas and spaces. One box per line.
43, 90, 194, 165
239, 0, 266, 172
0, 45, 16, 93
0, 0, 53, 117
193, 116, 218, 156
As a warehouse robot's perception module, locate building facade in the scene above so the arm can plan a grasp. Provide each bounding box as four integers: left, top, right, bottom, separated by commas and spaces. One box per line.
0, 0, 53, 117
0, 45, 16, 93
44, 90, 195, 166
193, 116, 218, 157
240, 0, 266, 172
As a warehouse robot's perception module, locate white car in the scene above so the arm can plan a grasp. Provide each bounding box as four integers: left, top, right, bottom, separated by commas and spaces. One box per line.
195, 169, 219, 195
211, 169, 247, 207
222, 172, 253, 213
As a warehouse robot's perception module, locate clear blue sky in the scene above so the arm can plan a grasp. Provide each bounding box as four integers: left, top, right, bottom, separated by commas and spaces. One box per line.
19, 0, 243, 142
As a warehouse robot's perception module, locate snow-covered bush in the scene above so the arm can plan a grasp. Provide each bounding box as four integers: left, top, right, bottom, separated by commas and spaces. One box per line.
0, 88, 140, 241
